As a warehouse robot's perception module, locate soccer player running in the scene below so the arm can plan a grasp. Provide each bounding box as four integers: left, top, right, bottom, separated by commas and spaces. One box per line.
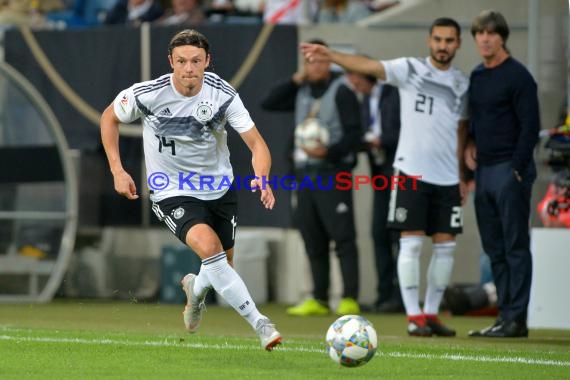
100, 29, 282, 350
302, 17, 469, 337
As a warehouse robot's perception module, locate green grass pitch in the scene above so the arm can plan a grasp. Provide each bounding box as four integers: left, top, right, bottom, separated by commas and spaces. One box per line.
1, 301, 569, 379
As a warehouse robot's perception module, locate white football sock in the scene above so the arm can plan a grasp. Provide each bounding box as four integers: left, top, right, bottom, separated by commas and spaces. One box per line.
202, 252, 265, 329
397, 236, 424, 316
193, 264, 212, 296
423, 241, 456, 315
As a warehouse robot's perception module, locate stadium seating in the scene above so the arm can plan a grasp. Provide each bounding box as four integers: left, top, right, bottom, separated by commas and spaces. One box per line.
45, 0, 117, 27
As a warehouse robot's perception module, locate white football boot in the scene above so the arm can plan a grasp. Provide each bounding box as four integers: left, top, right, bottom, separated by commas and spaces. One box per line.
180, 273, 208, 333
255, 318, 282, 351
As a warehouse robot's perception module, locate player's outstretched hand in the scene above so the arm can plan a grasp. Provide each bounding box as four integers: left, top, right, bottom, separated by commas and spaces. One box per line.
113, 170, 139, 200
300, 43, 331, 63
250, 177, 275, 210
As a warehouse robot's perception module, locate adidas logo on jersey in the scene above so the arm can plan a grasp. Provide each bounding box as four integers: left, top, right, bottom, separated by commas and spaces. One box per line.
159, 107, 172, 116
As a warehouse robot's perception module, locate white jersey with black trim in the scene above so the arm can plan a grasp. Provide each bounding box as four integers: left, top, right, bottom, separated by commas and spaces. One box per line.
113, 72, 254, 201
382, 57, 469, 185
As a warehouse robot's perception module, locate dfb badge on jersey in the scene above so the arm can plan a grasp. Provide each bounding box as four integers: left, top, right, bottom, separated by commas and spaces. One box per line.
196, 101, 214, 123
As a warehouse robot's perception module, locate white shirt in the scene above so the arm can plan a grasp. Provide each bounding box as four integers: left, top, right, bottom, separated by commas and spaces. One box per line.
128, 0, 153, 21
368, 83, 382, 138
382, 57, 469, 185
113, 72, 254, 201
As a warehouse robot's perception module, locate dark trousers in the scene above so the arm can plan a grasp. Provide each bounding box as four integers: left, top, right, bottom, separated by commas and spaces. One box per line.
474, 160, 536, 323
295, 174, 359, 302
370, 161, 400, 303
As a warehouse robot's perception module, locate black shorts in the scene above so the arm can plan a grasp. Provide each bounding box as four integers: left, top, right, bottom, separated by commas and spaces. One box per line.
387, 171, 462, 236
152, 188, 238, 250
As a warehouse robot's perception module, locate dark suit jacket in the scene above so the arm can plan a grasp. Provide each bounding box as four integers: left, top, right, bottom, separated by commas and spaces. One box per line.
367, 84, 400, 172
104, 0, 163, 25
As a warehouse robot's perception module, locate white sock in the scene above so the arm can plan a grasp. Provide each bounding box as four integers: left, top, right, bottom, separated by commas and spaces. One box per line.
483, 282, 497, 306
202, 252, 265, 329
397, 236, 424, 316
193, 264, 212, 296
423, 241, 456, 315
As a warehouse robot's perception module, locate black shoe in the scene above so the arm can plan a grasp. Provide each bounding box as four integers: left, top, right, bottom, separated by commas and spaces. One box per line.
469, 319, 528, 338
361, 298, 404, 313
425, 316, 456, 337
485, 320, 528, 338
468, 317, 503, 337
374, 299, 405, 313
407, 319, 433, 337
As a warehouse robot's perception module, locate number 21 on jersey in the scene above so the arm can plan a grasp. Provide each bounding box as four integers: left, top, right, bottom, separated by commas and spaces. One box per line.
415, 93, 434, 115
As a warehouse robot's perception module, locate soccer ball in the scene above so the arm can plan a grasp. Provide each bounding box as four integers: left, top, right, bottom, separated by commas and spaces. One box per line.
325, 315, 378, 367
294, 118, 330, 150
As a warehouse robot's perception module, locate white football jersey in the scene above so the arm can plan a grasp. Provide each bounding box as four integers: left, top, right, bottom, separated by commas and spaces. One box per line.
113, 72, 254, 201
382, 57, 469, 185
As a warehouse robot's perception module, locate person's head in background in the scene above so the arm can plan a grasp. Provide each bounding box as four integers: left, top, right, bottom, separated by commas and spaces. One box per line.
345, 70, 376, 95
471, 10, 510, 64
130, 0, 150, 6
303, 39, 331, 83
171, 0, 201, 14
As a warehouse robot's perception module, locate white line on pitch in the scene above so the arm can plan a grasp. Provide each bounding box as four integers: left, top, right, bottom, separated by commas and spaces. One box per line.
0, 334, 568, 367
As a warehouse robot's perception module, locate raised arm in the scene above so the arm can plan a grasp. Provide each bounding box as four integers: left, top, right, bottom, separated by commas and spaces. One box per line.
300, 43, 387, 81
100, 103, 139, 200
239, 125, 275, 210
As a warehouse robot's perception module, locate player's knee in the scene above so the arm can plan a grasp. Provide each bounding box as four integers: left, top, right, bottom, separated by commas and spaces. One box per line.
399, 236, 424, 259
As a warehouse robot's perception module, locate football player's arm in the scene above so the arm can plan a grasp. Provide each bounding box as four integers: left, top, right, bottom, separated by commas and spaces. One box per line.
100, 103, 139, 200
300, 43, 387, 81
240, 126, 275, 210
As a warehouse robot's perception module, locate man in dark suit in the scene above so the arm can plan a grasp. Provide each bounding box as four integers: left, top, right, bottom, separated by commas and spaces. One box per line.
346, 71, 403, 313
104, 0, 163, 25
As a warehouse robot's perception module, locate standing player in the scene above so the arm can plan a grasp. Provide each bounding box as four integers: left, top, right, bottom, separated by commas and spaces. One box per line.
100, 29, 282, 350
302, 17, 469, 336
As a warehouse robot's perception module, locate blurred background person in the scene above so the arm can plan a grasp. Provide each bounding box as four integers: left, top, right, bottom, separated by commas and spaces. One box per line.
261, 39, 362, 317
104, 0, 163, 26
155, 0, 205, 25
301, 17, 469, 336
317, 0, 371, 24
263, 0, 318, 24
345, 70, 403, 313
0, 0, 65, 29
233, 0, 264, 20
